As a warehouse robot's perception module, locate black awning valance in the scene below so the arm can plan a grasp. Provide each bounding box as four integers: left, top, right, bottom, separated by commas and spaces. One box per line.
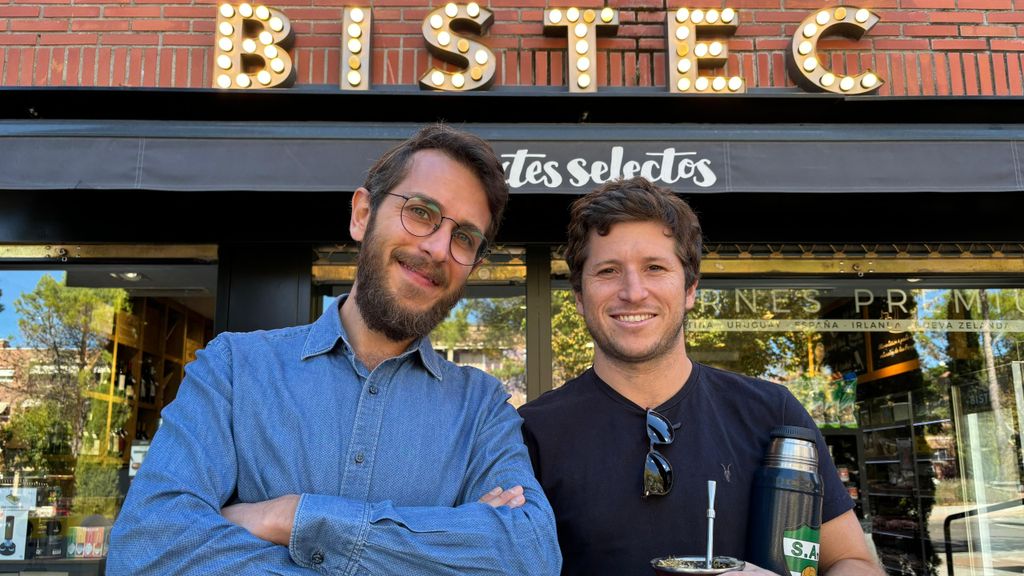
1, 121, 1022, 194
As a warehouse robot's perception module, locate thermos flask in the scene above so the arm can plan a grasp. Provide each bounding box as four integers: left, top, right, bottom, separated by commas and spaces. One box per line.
745, 425, 823, 576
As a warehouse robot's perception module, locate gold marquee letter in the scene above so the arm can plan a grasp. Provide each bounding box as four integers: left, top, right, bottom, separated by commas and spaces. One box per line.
342, 7, 371, 90
213, 3, 295, 89
543, 7, 618, 93
419, 2, 495, 91
666, 8, 743, 93
787, 6, 883, 94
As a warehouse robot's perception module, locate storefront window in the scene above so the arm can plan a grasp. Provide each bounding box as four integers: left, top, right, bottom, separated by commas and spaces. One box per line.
316, 243, 1024, 573
689, 281, 1024, 576
0, 256, 215, 572
432, 295, 527, 405
550, 288, 592, 387
549, 257, 593, 388
314, 245, 529, 405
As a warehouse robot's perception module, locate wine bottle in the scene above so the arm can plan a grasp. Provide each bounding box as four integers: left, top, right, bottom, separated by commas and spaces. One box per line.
116, 362, 126, 397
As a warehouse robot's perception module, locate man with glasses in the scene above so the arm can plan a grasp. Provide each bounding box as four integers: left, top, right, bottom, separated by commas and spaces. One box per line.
518, 177, 881, 576
110, 125, 561, 575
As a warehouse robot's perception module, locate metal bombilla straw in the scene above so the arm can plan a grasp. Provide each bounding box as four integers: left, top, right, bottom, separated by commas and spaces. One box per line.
706, 480, 717, 569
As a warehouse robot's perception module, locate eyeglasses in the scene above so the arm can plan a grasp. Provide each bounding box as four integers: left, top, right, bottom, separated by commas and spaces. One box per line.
384, 192, 489, 266
644, 408, 674, 498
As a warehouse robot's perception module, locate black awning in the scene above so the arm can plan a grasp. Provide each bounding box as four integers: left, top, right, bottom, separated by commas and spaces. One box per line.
1, 121, 1022, 194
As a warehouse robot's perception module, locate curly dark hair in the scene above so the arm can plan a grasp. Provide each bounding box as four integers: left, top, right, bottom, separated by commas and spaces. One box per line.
565, 177, 702, 293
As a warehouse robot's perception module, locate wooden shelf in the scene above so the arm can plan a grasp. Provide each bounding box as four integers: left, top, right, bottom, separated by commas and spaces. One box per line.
96, 297, 211, 463
83, 391, 128, 404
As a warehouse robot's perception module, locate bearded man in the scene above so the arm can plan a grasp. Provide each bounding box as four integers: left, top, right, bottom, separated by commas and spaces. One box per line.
109, 124, 561, 576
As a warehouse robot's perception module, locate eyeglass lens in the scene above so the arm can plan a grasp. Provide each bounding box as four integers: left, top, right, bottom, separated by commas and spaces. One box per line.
398, 195, 487, 266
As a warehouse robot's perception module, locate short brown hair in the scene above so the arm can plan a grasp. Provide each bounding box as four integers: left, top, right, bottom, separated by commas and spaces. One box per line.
565, 177, 702, 293
362, 123, 508, 242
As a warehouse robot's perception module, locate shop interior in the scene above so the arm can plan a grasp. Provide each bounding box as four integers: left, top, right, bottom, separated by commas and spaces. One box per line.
1, 245, 1023, 575
0, 256, 217, 573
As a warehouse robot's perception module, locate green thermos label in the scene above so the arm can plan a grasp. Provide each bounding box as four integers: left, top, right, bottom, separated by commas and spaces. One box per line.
782, 524, 820, 576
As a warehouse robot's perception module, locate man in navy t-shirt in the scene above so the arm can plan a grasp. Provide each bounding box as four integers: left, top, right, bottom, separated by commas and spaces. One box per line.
519, 177, 883, 576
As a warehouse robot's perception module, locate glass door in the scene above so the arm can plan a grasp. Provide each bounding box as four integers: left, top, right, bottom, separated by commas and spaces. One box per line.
946, 359, 1024, 576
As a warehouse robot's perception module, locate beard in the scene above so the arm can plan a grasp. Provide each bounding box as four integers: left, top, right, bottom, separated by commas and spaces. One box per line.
583, 307, 687, 366
354, 220, 465, 342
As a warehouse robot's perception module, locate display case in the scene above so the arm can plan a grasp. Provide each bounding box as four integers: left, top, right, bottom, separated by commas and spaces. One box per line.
859, 390, 957, 575
4, 296, 214, 571
84, 298, 211, 465
822, 429, 869, 522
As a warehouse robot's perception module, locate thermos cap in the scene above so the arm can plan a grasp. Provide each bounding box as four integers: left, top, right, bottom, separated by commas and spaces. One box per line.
765, 426, 818, 472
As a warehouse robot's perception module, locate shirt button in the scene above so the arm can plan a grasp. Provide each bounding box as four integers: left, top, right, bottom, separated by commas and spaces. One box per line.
368, 385, 378, 395
354, 452, 365, 464
311, 550, 325, 565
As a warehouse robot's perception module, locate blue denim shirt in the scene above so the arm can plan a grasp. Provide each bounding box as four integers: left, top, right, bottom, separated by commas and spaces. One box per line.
108, 296, 560, 576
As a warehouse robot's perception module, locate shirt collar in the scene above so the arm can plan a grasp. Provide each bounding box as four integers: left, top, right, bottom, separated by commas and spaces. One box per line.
301, 295, 444, 380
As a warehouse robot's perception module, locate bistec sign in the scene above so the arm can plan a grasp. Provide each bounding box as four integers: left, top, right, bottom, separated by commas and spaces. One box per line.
211, 3, 885, 96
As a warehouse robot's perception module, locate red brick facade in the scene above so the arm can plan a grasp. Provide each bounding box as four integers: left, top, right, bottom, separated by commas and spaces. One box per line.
1, 0, 1023, 95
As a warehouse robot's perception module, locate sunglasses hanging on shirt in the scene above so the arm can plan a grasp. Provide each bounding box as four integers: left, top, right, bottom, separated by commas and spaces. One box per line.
643, 408, 675, 498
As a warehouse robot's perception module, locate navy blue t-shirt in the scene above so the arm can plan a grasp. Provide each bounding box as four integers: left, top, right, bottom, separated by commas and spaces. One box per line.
519, 363, 853, 576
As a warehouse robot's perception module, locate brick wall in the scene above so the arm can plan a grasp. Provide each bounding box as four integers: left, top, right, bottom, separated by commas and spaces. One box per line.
1, 0, 1023, 95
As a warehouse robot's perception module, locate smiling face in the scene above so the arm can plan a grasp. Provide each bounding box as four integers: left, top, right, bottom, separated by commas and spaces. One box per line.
350, 149, 491, 342
575, 220, 698, 367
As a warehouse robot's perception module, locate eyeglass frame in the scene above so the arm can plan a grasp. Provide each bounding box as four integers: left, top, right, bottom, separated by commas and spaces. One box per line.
643, 408, 675, 498
382, 191, 491, 266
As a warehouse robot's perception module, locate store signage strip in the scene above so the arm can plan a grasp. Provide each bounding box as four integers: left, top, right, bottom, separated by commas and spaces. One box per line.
7, 136, 1016, 194
687, 319, 1024, 332
212, 3, 883, 96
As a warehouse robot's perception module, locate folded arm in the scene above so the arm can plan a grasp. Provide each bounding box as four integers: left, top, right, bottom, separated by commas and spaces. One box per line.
107, 337, 314, 576
110, 337, 559, 576
222, 486, 526, 546
276, 386, 561, 575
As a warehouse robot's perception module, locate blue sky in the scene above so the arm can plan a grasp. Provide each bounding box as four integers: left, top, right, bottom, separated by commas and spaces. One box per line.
0, 270, 62, 345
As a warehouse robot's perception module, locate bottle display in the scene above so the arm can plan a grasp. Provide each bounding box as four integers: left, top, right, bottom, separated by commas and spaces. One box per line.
141, 355, 159, 403
115, 362, 127, 397
124, 359, 136, 401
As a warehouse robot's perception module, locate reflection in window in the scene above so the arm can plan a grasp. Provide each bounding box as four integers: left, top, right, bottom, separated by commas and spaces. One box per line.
0, 265, 214, 569
432, 297, 527, 406
316, 245, 531, 406
688, 284, 1024, 575
551, 289, 592, 388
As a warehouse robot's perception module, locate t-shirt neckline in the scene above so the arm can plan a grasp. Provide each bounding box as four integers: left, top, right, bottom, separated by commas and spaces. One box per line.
588, 361, 703, 414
